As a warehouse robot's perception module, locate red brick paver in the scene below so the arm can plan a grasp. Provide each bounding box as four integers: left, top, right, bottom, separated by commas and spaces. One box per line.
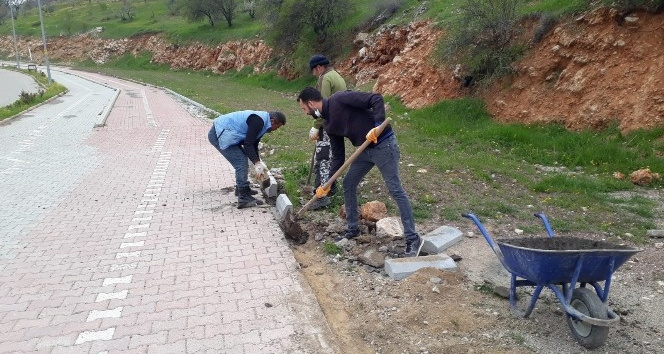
0, 68, 336, 353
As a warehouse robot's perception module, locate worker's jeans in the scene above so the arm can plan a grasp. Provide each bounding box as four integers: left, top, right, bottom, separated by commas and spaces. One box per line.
208, 125, 249, 189
342, 135, 418, 243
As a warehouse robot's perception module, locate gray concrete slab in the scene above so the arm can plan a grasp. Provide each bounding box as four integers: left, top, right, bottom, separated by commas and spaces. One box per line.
384, 254, 458, 280
422, 225, 464, 254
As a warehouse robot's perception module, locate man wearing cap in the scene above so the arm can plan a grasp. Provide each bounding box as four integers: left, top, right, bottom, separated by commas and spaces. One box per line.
307, 54, 347, 210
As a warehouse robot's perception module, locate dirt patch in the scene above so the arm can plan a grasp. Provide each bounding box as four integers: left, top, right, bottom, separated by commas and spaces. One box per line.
485, 8, 664, 133
288, 208, 663, 353
500, 237, 636, 250
292, 230, 529, 354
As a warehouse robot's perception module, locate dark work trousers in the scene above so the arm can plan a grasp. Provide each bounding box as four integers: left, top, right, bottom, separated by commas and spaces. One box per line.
314, 129, 332, 189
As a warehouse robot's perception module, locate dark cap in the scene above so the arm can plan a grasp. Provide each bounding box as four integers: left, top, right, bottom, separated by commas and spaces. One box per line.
308, 54, 330, 70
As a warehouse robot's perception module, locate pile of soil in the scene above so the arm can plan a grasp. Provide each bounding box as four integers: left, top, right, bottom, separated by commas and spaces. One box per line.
499, 237, 637, 250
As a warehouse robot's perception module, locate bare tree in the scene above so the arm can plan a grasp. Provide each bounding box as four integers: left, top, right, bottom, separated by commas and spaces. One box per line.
242, 0, 257, 19
6, 0, 20, 20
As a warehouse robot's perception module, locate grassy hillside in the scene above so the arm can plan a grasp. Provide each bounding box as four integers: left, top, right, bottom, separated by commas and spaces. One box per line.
2, 0, 590, 46
3, 0, 663, 242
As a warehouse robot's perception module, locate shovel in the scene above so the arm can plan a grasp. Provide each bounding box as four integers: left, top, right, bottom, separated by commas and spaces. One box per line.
280, 118, 392, 244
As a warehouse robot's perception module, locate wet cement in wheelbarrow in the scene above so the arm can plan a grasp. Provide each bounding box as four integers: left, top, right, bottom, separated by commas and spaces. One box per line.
497, 237, 635, 250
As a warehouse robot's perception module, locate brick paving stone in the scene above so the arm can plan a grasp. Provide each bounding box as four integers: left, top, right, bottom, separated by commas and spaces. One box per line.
0, 68, 338, 353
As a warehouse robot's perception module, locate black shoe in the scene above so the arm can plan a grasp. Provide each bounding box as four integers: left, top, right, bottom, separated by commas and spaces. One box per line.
403, 235, 423, 257
237, 186, 264, 209
309, 196, 331, 210
334, 229, 360, 242
235, 186, 258, 196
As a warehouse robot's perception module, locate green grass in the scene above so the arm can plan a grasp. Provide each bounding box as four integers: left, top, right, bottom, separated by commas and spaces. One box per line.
3, 0, 262, 44
6, 0, 658, 243
0, 67, 67, 121
322, 241, 344, 256
521, 0, 590, 16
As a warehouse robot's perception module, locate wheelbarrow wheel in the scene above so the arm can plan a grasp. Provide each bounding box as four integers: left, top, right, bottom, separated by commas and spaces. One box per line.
566, 287, 609, 349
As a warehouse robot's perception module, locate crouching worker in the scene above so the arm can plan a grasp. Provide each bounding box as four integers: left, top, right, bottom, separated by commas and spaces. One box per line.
208, 110, 286, 209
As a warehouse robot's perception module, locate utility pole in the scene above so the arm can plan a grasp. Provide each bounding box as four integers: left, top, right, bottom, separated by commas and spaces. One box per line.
36, 0, 52, 83
8, 0, 20, 69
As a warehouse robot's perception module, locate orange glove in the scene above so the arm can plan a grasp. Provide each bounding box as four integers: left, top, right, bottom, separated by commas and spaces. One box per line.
366, 127, 378, 144
315, 185, 330, 198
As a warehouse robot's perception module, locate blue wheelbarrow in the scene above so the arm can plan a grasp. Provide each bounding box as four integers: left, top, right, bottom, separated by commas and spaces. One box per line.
462, 213, 642, 349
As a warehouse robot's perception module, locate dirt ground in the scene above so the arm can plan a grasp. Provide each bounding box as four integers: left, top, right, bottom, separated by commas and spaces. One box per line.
288, 202, 663, 354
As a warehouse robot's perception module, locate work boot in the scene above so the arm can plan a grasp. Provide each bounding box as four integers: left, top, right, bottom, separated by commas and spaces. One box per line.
234, 186, 258, 196
402, 235, 424, 258
237, 186, 264, 209
310, 196, 331, 210
334, 229, 360, 242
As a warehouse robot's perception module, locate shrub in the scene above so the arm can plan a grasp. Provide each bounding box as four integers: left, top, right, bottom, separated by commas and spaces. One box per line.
439, 0, 522, 84
608, 0, 664, 13
16, 89, 43, 105
533, 13, 557, 43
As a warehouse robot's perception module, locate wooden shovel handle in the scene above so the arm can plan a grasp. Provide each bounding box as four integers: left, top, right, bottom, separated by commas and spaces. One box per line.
297, 118, 392, 217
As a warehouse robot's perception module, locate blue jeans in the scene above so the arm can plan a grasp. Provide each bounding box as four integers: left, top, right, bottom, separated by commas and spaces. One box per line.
342, 135, 418, 242
208, 125, 249, 188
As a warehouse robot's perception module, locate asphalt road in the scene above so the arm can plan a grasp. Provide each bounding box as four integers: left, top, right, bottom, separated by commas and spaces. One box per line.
0, 67, 40, 107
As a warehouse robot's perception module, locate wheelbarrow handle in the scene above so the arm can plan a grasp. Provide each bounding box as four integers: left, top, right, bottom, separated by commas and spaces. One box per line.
462, 213, 506, 266
534, 212, 555, 237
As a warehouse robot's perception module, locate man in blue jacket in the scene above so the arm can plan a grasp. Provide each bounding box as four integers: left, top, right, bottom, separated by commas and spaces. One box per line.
208, 110, 286, 209
296, 87, 423, 257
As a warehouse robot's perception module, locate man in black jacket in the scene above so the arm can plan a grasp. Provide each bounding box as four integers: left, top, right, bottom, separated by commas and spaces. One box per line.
296, 87, 423, 257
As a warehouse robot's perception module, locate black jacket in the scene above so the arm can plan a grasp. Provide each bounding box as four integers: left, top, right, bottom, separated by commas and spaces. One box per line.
321, 91, 394, 176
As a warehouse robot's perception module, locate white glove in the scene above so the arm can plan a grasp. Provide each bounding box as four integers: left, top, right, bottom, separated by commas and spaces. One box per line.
253, 161, 269, 181
309, 127, 319, 142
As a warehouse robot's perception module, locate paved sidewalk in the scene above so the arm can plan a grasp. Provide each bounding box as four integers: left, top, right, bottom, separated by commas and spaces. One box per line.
0, 68, 337, 353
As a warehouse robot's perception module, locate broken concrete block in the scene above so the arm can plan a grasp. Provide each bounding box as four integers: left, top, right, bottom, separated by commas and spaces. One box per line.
276, 194, 292, 221
422, 225, 464, 254
384, 254, 457, 280
376, 217, 403, 239
263, 172, 278, 198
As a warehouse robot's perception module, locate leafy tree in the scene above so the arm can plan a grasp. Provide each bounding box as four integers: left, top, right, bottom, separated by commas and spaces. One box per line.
441, 0, 522, 84
302, 0, 350, 40
216, 0, 238, 27
119, 0, 136, 21
166, 0, 179, 16
181, 0, 218, 26
609, 0, 664, 13
267, 0, 305, 49
267, 0, 351, 48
